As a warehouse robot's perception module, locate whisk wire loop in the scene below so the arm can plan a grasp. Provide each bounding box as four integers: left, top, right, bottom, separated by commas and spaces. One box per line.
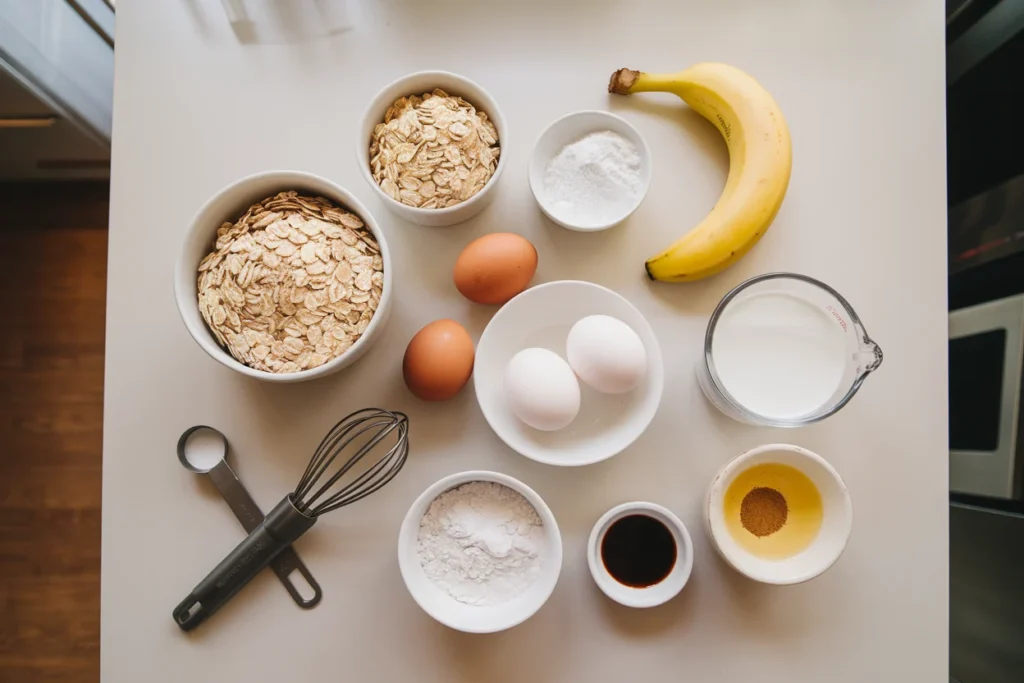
293, 408, 409, 516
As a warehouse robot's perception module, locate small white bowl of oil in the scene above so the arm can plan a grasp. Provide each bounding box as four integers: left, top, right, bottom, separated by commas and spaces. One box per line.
706, 443, 852, 585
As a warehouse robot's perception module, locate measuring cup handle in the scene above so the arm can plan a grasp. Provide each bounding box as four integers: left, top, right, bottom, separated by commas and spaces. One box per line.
173, 497, 316, 631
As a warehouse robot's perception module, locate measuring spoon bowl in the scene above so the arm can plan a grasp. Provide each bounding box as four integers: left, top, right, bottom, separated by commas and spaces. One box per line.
178, 425, 228, 473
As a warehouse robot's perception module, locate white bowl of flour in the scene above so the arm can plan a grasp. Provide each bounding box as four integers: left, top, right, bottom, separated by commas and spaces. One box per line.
398, 470, 563, 633
529, 110, 652, 231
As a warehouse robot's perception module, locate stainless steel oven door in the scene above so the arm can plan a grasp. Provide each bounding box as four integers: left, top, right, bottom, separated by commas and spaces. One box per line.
950, 294, 1024, 499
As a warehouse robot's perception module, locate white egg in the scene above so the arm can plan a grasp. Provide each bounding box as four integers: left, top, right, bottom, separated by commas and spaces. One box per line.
504, 348, 581, 431
566, 315, 647, 394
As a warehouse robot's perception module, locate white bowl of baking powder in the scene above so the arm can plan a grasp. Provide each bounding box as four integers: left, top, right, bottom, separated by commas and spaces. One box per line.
397, 470, 563, 633
528, 110, 652, 231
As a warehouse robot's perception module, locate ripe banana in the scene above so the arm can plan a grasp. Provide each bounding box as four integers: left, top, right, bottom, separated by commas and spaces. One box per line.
609, 63, 792, 282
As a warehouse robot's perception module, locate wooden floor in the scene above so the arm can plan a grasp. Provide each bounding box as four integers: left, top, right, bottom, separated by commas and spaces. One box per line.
0, 182, 108, 683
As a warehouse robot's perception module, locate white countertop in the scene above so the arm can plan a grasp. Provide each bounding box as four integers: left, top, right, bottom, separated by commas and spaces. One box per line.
102, 1, 949, 680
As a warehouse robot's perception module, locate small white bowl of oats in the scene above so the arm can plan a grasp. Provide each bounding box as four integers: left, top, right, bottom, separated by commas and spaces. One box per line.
358, 71, 507, 227
174, 170, 392, 383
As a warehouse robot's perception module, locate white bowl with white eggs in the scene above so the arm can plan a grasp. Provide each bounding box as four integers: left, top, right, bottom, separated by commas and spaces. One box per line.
474, 280, 664, 466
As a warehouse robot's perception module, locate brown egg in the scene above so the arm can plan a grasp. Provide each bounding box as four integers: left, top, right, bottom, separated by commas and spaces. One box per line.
453, 233, 538, 305
403, 319, 475, 401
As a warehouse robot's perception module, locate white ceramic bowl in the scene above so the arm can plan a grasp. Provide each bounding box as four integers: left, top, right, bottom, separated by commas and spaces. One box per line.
173, 170, 393, 383
588, 502, 693, 608
528, 110, 652, 231
357, 71, 508, 227
474, 280, 664, 466
397, 470, 563, 633
706, 444, 853, 584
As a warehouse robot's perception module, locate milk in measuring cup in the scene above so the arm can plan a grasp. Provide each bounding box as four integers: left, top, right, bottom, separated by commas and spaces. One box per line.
711, 292, 846, 420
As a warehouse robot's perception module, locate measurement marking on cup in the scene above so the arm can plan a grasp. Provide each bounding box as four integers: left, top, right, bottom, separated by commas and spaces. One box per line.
826, 305, 848, 332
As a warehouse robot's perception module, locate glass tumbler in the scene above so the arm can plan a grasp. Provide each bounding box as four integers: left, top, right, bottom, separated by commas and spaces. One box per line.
696, 273, 883, 426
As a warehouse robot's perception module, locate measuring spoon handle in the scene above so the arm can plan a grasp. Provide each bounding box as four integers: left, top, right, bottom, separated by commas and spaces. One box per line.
206, 461, 322, 609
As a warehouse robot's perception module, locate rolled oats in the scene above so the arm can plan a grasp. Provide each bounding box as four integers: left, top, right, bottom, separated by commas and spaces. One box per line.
196, 191, 385, 374
369, 89, 500, 209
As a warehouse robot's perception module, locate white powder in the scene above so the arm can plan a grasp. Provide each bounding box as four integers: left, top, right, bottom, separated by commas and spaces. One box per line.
182, 427, 225, 471
543, 130, 643, 227
417, 481, 546, 606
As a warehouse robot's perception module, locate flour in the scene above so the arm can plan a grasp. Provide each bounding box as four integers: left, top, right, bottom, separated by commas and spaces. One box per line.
543, 130, 643, 226
417, 481, 546, 606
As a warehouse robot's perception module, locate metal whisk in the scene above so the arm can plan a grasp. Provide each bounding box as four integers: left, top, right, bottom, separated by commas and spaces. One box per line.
173, 408, 409, 631
292, 408, 409, 516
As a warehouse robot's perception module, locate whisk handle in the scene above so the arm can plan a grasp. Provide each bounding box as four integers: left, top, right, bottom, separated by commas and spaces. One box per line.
173, 496, 316, 631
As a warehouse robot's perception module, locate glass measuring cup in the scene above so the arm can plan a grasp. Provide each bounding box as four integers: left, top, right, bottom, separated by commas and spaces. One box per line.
696, 273, 883, 426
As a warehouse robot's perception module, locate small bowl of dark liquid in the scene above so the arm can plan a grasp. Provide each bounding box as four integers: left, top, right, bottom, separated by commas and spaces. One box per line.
587, 502, 693, 608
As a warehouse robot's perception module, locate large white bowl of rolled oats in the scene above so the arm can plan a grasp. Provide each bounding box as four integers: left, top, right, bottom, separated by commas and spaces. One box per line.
174, 171, 392, 382
358, 71, 506, 227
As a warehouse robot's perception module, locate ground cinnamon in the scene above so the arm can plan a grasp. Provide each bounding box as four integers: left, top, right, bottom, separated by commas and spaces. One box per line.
740, 487, 788, 537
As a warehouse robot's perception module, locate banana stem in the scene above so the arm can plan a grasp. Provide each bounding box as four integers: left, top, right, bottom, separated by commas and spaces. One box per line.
608, 68, 684, 95
608, 68, 641, 94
